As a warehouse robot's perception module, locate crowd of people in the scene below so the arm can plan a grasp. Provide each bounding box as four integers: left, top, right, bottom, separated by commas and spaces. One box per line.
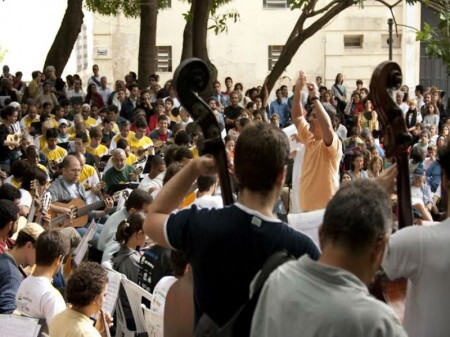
0, 60, 448, 337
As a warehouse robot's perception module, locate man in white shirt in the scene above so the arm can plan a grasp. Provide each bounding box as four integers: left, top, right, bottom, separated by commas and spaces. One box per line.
252, 179, 406, 337
138, 155, 166, 194
16, 230, 69, 326
382, 140, 450, 337
87, 64, 101, 90
192, 175, 223, 209
98, 189, 153, 266
98, 76, 112, 104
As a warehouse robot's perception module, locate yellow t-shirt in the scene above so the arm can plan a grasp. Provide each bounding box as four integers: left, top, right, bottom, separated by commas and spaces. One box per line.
297, 117, 342, 211
128, 134, 154, 154
79, 164, 98, 190
127, 152, 137, 166
84, 117, 99, 129
20, 115, 40, 130
112, 122, 120, 134
42, 146, 68, 162
68, 130, 91, 143
34, 135, 48, 150
86, 144, 109, 158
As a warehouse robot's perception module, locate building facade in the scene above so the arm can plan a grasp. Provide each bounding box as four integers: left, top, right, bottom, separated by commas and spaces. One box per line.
92, 0, 421, 94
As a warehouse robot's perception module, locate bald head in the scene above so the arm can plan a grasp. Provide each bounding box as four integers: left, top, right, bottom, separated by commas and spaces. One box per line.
112, 149, 126, 171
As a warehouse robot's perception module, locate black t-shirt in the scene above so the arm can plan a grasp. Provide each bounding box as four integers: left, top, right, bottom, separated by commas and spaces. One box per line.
166, 203, 320, 327
223, 105, 243, 121
138, 245, 172, 293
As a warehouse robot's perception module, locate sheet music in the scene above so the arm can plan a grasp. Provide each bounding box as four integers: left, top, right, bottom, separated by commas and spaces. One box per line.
0, 315, 41, 337
287, 209, 325, 250
282, 124, 301, 152
103, 270, 122, 314
73, 220, 98, 266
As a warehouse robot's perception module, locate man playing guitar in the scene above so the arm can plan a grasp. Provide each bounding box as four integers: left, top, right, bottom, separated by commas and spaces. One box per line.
47, 155, 113, 237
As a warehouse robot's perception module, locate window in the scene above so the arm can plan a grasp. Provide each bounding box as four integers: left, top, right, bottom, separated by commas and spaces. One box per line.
344, 35, 364, 49
264, 0, 289, 9
156, 46, 172, 72
268, 45, 283, 71
381, 34, 402, 48
76, 24, 88, 72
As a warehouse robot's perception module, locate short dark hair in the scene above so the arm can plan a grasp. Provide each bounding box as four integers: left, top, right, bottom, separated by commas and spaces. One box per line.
46, 128, 59, 140
36, 230, 70, 266
174, 130, 191, 146
75, 132, 88, 143
321, 179, 392, 254
438, 138, 450, 181
0, 185, 21, 203
356, 79, 363, 85
0, 200, 19, 230
1, 106, 16, 120
89, 127, 102, 139
15, 231, 37, 248
197, 175, 217, 193
126, 189, 153, 212
116, 138, 129, 149
235, 122, 289, 193
11, 160, 31, 179
163, 162, 182, 185
66, 262, 108, 307
135, 117, 148, 129
415, 85, 424, 95
175, 147, 194, 162
158, 114, 169, 123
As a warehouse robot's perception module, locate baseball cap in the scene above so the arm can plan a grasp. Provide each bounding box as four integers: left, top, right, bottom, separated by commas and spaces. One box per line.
58, 118, 69, 126
413, 167, 424, 177
21, 223, 45, 241
9, 102, 20, 109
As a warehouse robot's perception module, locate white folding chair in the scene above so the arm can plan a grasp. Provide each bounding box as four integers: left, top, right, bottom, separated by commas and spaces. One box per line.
121, 278, 153, 335
142, 306, 164, 337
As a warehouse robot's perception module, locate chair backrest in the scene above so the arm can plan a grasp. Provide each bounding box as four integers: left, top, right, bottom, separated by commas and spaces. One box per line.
143, 306, 164, 337
103, 269, 124, 315
121, 278, 153, 333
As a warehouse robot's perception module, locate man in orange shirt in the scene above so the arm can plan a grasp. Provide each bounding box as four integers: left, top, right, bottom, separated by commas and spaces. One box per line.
292, 71, 342, 211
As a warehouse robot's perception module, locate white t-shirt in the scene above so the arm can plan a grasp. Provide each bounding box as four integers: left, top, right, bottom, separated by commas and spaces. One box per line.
192, 195, 224, 209
151, 276, 177, 315
138, 171, 164, 194
382, 218, 450, 337
16, 275, 66, 325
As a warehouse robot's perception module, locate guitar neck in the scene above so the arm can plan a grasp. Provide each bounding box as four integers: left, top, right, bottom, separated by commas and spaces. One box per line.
50, 199, 107, 227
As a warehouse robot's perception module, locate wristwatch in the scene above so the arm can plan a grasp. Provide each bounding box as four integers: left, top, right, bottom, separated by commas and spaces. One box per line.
310, 96, 320, 102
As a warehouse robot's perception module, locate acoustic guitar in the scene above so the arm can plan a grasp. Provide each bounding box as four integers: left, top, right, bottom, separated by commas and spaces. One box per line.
50, 190, 129, 229
6, 131, 21, 150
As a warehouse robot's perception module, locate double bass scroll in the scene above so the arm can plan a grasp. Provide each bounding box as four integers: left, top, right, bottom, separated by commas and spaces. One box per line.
173, 58, 233, 206
369, 61, 413, 230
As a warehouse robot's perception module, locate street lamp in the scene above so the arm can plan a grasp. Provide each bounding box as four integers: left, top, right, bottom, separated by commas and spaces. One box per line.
387, 18, 393, 61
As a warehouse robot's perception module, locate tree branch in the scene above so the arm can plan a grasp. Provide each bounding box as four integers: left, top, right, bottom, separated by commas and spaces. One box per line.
307, 0, 342, 18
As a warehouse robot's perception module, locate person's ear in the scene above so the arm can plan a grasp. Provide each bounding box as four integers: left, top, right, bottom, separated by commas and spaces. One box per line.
276, 165, 287, 187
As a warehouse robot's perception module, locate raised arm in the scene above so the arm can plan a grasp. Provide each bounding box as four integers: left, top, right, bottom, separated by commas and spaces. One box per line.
308, 84, 334, 147
291, 71, 307, 122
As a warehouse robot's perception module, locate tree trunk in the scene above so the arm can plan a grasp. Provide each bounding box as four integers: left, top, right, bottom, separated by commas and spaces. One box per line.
262, 0, 354, 101
44, 0, 84, 76
192, 0, 211, 61
181, 19, 193, 61
138, 0, 158, 89
191, 0, 217, 97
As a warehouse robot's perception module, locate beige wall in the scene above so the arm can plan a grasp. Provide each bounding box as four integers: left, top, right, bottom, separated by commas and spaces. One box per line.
92, 0, 421, 94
